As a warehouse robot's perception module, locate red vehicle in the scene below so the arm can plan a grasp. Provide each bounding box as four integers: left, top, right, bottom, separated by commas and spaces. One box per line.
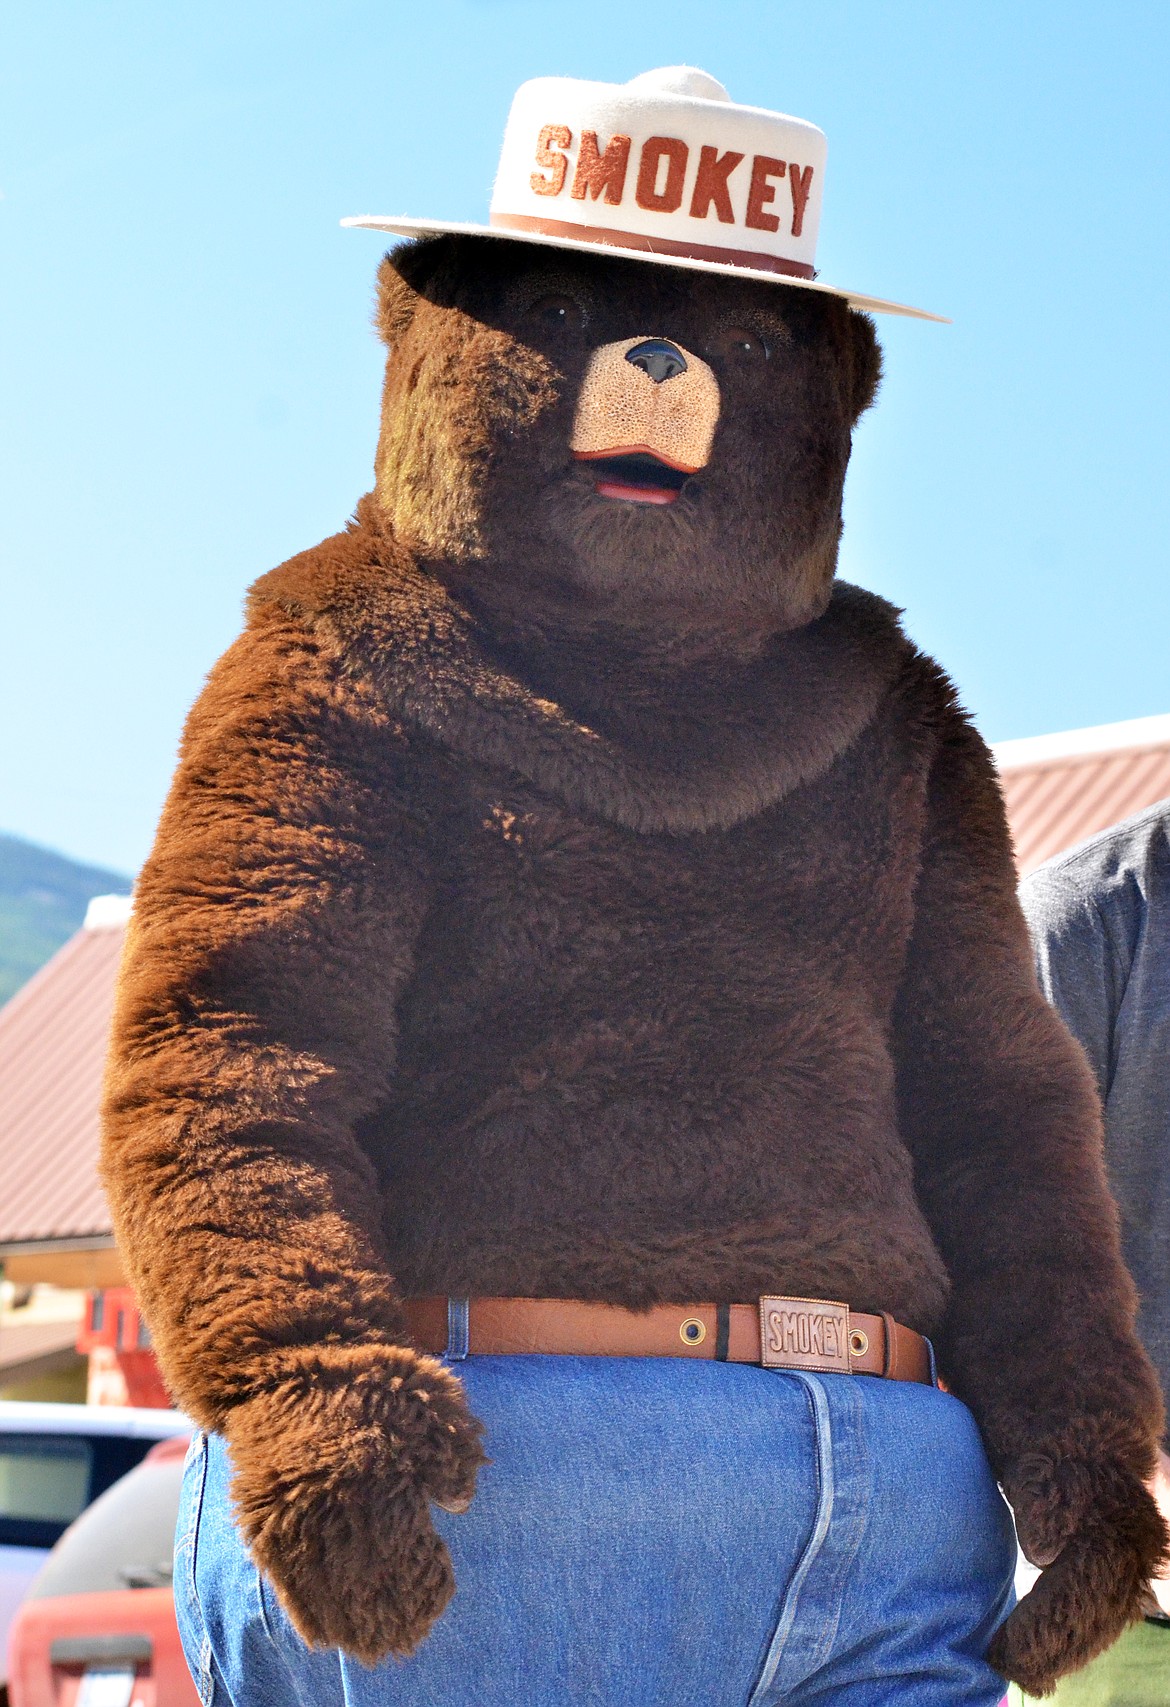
7, 1435, 198, 1707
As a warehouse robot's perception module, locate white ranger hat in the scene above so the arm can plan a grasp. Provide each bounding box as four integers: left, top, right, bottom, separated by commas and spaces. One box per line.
344, 65, 942, 322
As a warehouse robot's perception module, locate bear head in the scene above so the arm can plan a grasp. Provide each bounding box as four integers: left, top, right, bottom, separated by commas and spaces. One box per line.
372, 235, 881, 643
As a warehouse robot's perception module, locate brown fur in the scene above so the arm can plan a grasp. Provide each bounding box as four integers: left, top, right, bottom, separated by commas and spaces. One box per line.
102, 238, 1164, 1691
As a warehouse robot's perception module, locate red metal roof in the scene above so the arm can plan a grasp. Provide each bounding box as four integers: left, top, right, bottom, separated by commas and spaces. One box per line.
0, 912, 126, 1247
993, 714, 1170, 874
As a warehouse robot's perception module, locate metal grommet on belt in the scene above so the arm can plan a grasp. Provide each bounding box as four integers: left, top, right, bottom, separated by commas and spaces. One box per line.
680, 1317, 706, 1346
849, 1328, 869, 1357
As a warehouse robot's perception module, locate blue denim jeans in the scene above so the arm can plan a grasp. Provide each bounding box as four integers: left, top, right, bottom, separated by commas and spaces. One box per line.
176, 1357, 1015, 1705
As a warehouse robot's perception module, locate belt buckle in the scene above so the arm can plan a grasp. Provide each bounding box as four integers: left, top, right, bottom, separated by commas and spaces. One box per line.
759, 1296, 852, 1375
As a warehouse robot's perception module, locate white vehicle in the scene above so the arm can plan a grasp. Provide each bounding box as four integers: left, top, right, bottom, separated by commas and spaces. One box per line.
0, 1401, 189, 1693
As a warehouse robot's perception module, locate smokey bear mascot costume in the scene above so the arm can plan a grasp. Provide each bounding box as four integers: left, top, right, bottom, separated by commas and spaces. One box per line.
103, 67, 1165, 1706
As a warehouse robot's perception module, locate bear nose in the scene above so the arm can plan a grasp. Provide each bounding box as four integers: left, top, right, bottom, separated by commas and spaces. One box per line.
625, 339, 688, 384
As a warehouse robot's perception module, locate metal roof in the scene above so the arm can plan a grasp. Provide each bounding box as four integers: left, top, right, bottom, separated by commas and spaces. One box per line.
0, 911, 126, 1249
0, 1318, 81, 1377
992, 713, 1170, 874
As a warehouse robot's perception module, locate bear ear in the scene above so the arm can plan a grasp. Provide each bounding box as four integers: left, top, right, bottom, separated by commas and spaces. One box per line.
848, 310, 883, 423
375, 236, 462, 347
375, 250, 421, 348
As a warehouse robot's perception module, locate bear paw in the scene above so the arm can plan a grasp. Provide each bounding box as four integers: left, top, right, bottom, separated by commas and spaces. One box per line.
225, 1342, 486, 1662
991, 1455, 1167, 1696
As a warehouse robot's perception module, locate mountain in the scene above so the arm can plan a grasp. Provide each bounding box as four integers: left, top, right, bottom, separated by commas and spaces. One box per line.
0, 833, 132, 1007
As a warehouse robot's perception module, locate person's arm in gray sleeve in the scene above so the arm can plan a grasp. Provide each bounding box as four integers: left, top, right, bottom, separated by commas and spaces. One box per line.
1017, 866, 1125, 1103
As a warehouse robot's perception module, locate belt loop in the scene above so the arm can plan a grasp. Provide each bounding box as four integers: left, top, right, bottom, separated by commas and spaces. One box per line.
715, 1303, 731, 1362
925, 1336, 939, 1388
446, 1297, 470, 1362
879, 1310, 898, 1379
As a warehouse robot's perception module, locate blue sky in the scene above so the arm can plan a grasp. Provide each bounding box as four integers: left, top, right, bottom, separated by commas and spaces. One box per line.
2, 0, 1167, 874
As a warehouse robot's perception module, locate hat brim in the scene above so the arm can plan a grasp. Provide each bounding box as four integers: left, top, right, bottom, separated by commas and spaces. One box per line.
341, 215, 947, 324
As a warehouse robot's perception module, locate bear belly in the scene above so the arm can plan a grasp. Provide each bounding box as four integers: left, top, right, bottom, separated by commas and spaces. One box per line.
366, 780, 950, 1335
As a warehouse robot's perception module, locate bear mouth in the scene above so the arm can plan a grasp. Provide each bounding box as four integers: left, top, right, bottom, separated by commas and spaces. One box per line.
572, 448, 697, 507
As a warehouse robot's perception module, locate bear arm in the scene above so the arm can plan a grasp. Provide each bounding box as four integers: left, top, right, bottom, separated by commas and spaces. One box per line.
100, 607, 446, 1434
891, 715, 1164, 1483
891, 717, 1169, 1689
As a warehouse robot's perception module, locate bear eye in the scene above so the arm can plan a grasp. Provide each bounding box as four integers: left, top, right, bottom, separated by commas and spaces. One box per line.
524, 293, 586, 338
711, 325, 769, 366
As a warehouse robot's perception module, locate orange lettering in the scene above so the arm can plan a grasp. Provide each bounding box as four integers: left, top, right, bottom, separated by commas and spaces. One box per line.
745, 155, 786, 232
635, 136, 689, 213
688, 145, 744, 223
570, 131, 632, 204
531, 125, 572, 197
788, 163, 815, 237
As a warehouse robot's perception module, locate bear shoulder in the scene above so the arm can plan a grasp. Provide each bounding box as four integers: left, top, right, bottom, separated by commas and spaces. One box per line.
831, 581, 996, 777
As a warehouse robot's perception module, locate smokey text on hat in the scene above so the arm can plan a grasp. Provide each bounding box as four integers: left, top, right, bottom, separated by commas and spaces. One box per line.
530, 126, 814, 240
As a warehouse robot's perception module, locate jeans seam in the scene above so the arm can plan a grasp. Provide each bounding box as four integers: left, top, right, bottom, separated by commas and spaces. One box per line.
747, 1373, 836, 1706
255, 1561, 280, 1651
798, 1375, 870, 1677
177, 1430, 216, 1707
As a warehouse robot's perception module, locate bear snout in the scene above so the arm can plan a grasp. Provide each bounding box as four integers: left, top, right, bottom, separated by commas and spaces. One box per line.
570, 335, 720, 477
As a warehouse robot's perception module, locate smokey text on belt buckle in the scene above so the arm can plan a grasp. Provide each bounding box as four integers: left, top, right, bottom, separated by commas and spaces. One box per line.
759, 1296, 852, 1374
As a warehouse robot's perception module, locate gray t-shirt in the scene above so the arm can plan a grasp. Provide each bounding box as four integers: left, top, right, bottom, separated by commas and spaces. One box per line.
1018, 797, 1170, 1416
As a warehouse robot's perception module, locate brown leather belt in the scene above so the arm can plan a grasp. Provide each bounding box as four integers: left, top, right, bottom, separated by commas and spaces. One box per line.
402, 1296, 935, 1385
